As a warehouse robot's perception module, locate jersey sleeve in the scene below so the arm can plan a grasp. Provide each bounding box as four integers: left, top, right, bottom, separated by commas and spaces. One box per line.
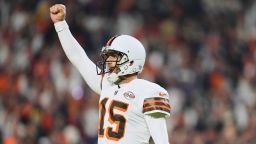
54, 21, 110, 95
142, 87, 171, 118
145, 115, 170, 144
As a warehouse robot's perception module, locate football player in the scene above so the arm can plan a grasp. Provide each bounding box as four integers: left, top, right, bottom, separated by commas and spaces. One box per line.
50, 4, 171, 144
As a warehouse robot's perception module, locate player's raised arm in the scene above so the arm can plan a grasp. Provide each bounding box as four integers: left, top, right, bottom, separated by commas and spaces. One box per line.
50, 4, 102, 94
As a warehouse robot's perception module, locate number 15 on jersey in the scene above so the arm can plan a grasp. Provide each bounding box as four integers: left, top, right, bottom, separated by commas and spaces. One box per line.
98, 98, 129, 141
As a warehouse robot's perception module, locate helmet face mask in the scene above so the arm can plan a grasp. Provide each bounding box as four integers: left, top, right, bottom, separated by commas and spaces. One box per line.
96, 49, 129, 75
96, 35, 146, 84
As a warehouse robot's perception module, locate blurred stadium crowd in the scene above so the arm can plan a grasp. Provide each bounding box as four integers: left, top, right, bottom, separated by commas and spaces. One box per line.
0, 0, 256, 143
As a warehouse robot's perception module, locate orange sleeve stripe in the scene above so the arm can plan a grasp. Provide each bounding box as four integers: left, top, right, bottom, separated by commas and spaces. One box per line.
143, 99, 170, 105
143, 105, 171, 111
143, 101, 170, 109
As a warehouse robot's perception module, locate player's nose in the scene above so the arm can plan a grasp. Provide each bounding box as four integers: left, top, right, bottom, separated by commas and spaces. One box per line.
106, 56, 117, 69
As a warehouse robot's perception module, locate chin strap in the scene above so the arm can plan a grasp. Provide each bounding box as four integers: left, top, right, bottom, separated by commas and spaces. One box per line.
107, 73, 119, 84
107, 72, 138, 86
107, 72, 127, 86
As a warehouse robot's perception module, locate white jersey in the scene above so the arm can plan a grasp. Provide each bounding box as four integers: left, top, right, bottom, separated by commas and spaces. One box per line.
54, 21, 171, 144
99, 79, 170, 144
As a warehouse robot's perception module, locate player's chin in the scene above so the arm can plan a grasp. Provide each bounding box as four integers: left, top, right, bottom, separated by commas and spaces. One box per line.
108, 67, 115, 73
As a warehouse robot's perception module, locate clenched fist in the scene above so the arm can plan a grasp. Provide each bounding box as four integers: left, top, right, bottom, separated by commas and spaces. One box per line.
50, 4, 66, 23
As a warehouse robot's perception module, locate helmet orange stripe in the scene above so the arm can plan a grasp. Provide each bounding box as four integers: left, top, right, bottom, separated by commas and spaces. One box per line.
106, 35, 118, 46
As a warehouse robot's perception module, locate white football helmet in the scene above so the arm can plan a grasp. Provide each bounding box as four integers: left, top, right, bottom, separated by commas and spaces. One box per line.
97, 35, 146, 84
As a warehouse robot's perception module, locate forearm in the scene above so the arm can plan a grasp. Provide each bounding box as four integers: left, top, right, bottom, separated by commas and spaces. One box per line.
145, 115, 170, 144
55, 21, 88, 67
54, 21, 101, 94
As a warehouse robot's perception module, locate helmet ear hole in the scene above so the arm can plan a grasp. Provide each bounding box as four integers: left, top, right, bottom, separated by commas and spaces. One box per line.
129, 61, 134, 66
